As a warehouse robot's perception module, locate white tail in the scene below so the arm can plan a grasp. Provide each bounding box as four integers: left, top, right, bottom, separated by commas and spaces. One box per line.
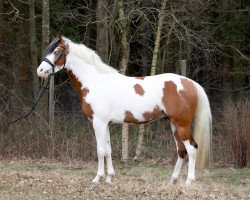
193, 82, 212, 168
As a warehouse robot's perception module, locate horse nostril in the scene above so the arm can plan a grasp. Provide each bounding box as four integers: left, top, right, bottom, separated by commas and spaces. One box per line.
40, 68, 43, 72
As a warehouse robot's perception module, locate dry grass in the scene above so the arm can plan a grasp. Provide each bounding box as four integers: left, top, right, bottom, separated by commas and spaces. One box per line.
215, 97, 250, 168
0, 159, 249, 200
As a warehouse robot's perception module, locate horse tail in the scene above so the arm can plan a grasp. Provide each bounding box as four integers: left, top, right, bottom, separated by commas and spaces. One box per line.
193, 82, 212, 168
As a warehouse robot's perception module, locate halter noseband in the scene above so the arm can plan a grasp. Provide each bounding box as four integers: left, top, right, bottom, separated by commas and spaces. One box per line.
42, 46, 67, 75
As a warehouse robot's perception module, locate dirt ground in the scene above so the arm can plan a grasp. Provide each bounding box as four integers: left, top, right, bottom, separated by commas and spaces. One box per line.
0, 159, 249, 200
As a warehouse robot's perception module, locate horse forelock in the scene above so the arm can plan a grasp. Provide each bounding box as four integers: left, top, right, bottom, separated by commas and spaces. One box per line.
44, 38, 59, 56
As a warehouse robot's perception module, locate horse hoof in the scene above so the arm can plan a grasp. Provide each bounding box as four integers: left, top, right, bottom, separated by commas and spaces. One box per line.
92, 175, 101, 183
167, 178, 177, 187
105, 176, 112, 184
185, 178, 195, 186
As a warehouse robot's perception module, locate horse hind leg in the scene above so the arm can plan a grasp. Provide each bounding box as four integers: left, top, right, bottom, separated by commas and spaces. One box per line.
176, 125, 198, 185
170, 123, 187, 183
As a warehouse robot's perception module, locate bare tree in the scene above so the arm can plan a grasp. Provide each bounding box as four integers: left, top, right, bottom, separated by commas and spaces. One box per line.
42, 0, 50, 57
0, 0, 3, 54
96, 0, 109, 63
118, 0, 130, 162
29, 0, 39, 98
134, 0, 168, 160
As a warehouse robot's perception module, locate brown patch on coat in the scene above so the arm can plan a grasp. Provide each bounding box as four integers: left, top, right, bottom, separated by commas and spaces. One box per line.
174, 131, 187, 158
134, 84, 145, 96
53, 38, 69, 66
67, 71, 93, 119
124, 106, 165, 124
135, 77, 145, 80
143, 106, 164, 121
124, 111, 140, 124
162, 78, 198, 145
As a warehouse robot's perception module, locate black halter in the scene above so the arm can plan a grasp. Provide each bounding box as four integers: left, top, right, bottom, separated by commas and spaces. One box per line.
42, 46, 67, 75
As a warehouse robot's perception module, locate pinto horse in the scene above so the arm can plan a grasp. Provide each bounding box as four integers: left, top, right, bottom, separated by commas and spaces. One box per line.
37, 36, 212, 185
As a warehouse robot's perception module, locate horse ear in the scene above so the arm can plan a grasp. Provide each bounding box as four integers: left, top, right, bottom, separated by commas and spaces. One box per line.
49, 34, 55, 42
58, 33, 64, 44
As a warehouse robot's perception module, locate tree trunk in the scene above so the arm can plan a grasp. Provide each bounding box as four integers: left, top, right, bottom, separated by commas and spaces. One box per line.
134, 35, 148, 161
161, 25, 173, 73
150, 0, 167, 75
108, 0, 118, 66
29, 0, 39, 98
181, 60, 187, 76
0, 0, 3, 54
41, 0, 50, 118
42, 0, 50, 58
96, 0, 109, 63
16, 7, 33, 105
118, 0, 130, 162
141, 34, 149, 76
134, 0, 168, 161
134, 125, 145, 161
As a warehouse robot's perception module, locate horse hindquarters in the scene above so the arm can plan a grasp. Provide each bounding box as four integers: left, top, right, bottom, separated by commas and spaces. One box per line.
162, 79, 199, 185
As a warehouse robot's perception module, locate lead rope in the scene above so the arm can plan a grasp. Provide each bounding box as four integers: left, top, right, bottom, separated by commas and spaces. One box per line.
10, 46, 67, 125
9, 74, 52, 124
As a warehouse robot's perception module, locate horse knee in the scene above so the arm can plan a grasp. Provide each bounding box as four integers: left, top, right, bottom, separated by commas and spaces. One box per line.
105, 150, 111, 158
178, 149, 187, 158
97, 148, 105, 158
191, 139, 198, 149
174, 131, 187, 158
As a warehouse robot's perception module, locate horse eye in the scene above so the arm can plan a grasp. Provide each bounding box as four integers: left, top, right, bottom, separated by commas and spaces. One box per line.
54, 51, 59, 55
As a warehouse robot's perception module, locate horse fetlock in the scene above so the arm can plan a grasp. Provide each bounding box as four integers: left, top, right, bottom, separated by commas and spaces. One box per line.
92, 175, 102, 183
97, 170, 105, 177
185, 177, 195, 185
105, 175, 113, 184
171, 171, 179, 180
107, 169, 115, 176
170, 176, 178, 183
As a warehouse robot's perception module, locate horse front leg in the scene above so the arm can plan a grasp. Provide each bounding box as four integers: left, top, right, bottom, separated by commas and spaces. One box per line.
92, 117, 108, 183
105, 126, 115, 183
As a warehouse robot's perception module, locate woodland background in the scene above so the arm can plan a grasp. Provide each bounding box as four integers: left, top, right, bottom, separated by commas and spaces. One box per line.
0, 0, 249, 168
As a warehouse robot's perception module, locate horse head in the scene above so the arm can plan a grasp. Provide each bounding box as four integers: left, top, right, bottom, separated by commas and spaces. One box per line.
37, 36, 69, 78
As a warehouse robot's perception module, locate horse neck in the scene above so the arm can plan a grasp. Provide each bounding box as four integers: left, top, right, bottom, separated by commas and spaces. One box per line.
67, 53, 100, 81
67, 40, 118, 74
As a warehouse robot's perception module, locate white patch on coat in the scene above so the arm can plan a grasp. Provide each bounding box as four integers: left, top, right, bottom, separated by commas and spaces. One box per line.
64, 52, 189, 123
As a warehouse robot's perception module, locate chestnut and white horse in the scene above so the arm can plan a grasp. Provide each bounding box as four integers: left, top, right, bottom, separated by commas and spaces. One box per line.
37, 36, 212, 185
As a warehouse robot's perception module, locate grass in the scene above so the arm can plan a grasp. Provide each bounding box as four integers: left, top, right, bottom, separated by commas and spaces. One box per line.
0, 159, 249, 199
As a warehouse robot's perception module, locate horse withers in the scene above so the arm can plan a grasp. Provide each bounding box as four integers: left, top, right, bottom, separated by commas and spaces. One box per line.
37, 36, 212, 185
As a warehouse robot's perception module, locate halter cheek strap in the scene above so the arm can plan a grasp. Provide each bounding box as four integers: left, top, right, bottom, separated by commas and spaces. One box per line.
42, 46, 67, 75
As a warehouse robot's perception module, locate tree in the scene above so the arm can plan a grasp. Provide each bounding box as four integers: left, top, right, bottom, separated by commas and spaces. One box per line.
29, 0, 39, 98
96, 0, 109, 63
118, 0, 130, 162
42, 0, 50, 58
0, 0, 3, 54
134, 0, 168, 160
41, 0, 53, 129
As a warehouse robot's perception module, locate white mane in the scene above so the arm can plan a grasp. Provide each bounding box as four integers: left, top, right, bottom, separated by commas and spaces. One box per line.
63, 37, 118, 74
